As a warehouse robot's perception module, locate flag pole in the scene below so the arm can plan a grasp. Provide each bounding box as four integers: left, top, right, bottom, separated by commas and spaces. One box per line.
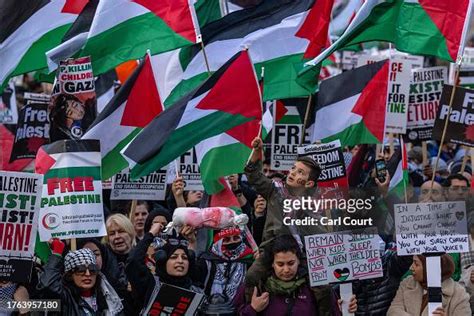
460, 146, 469, 173
300, 94, 313, 145
430, 64, 461, 194
199, 37, 212, 76
400, 135, 408, 204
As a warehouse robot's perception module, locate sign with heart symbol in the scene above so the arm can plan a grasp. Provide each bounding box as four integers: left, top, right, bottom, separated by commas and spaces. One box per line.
456, 211, 464, 221
333, 268, 350, 281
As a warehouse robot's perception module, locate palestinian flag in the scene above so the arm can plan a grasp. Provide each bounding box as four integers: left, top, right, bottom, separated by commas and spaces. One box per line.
0, 0, 87, 90
262, 100, 288, 140
46, 0, 99, 72
82, 54, 163, 180
388, 138, 409, 199
300, 0, 473, 84
162, 0, 319, 108
296, 0, 334, 59
122, 50, 262, 180
312, 60, 389, 146
80, 0, 201, 75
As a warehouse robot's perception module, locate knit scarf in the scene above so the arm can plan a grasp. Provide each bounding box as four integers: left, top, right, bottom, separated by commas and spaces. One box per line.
264, 275, 306, 297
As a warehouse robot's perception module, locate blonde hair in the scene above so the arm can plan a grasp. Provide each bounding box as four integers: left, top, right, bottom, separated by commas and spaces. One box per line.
103, 213, 136, 246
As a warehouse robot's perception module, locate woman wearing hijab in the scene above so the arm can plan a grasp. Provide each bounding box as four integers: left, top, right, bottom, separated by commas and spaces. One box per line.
388, 254, 471, 316
233, 235, 357, 316
37, 239, 124, 315
125, 221, 203, 314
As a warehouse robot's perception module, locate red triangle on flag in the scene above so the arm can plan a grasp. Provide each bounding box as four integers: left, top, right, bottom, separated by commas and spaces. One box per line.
210, 178, 240, 208
61, 0, 89, 14
295, 0, 335, 59
120, 54, 163, 128
419, 0, 470, 61
275, 101, 287, 123
351, 61, 389, 143
35, 146, 57, 175
132, 0, 197, 42
196, 51, 261, 120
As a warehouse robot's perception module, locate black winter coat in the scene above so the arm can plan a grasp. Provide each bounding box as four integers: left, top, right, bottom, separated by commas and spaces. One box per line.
36, 254, 126, 316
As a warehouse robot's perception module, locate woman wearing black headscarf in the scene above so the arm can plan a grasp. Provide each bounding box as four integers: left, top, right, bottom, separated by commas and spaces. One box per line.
125, 222, 203, 314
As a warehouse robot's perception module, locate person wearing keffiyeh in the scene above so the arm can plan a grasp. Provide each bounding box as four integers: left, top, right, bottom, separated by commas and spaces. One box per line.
36, 239, 124, 316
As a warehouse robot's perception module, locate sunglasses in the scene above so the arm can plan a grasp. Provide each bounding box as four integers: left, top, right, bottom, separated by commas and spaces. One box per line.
167, 239, 189, 247
73, 264, 99, 275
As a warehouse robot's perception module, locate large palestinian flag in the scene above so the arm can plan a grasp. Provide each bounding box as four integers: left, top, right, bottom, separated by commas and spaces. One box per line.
0, 0, 87, 90
82, 54, 163, 180
312, 60, 389, 146
160, 0, 324, 107
122, 50, 262, 180
300, 0, 472, 82
80, 0, 201, 75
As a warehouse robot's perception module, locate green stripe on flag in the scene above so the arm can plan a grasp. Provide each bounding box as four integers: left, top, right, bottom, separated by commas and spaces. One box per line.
164, 72, 210, 109
320, 120, 379, 146
130, 112, 251, 178
43, 167, 101, 181
200, 142, 251, 194
102, 128, 142, 180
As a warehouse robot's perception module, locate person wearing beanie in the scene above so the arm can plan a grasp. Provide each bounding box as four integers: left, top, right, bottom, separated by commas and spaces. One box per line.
37, 239, 124, 315
125, 221, 203, 314
388, 254, 471, 315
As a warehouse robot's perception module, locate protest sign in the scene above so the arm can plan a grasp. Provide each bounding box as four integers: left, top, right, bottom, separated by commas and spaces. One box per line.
297, 140, 348, 188
111, 168, 168, 200
143, 283, 205, 316
10, 93, 51, 162
37, 140, 106, 241
0, 171, 43, 282
178, 148, 204, 191
406, 67, 447, 142
432, 85, 474, 147
271, 105, 309, 171
50, 56, 97, 141
0, 81, 18, 124
356, 50, 423, 69
394, 202, 469, 256
341, 51, 358, 70
304, 231, 383, 287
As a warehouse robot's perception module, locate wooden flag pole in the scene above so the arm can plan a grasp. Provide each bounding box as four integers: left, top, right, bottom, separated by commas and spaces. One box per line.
421, 141, 428, 167
70, 238, 77, 251
129, 199, 137, 220
430, 65, 461, 195
300, 94, 313, 145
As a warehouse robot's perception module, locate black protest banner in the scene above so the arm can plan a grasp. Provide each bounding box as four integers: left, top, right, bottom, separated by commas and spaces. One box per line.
297, 140, 348, 189
144, 283, 205, 316
50, 56, 97, 141
10, 93, 50, 162
432, 85, 474, 147
0, 171, 43, 283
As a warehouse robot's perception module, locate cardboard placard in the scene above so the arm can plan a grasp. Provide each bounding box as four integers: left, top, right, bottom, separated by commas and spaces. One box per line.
10, 93, 51, 161
406, 67, 447, 142
111, 168, 168, 200
0, 171, 43, 282
394, 202, 468, 255
297, 140, 348, 188
144, 283, 205, 316
37, 140, 106, 241
432, 85, 474, 147
178, 148, 203, 191
304, 231, 383, 287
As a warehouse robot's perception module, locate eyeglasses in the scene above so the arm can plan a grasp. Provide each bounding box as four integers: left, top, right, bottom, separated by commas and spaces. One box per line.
73, 264, 99, 275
